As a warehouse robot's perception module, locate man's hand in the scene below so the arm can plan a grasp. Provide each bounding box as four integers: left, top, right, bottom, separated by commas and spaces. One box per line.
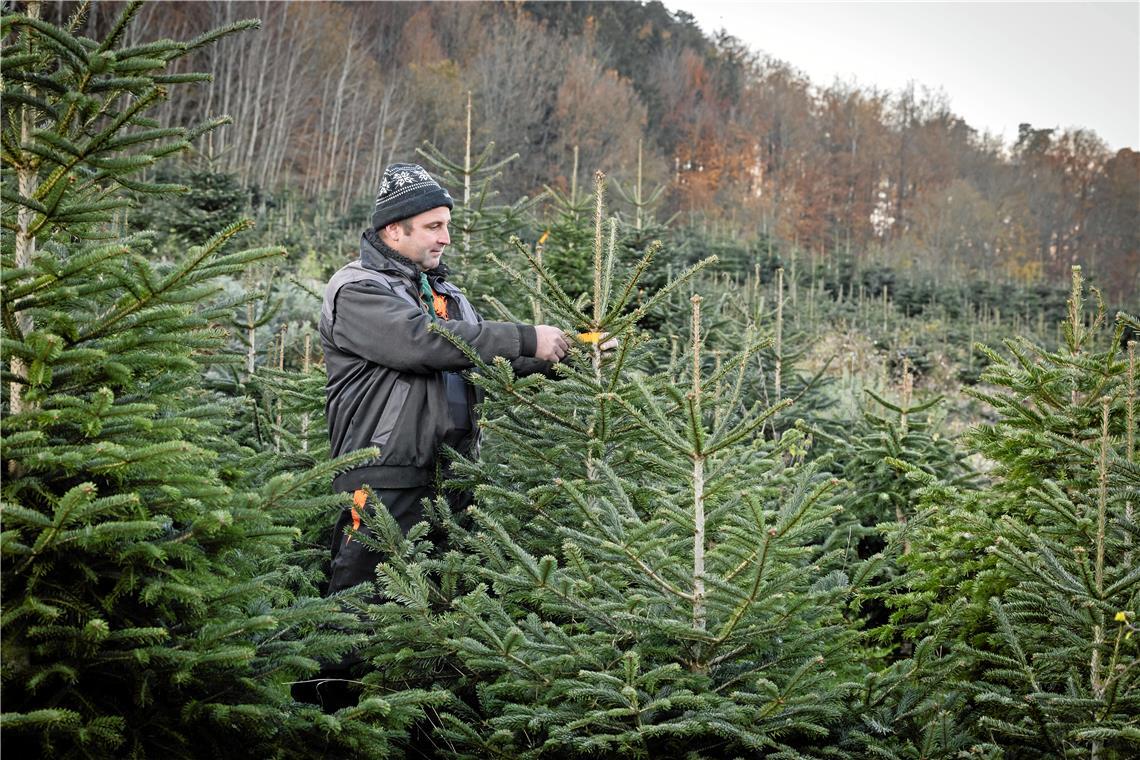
534, 325, 569, 362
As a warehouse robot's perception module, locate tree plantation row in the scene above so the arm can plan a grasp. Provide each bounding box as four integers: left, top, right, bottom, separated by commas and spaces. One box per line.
1, 4, 1137, 758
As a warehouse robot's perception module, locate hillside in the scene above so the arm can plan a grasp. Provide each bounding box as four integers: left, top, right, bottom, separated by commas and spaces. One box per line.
54, 0, 1139, 303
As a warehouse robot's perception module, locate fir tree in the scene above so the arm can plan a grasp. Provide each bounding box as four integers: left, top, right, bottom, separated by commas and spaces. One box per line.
811, 366, 977, 649
835, 606, 997, 760
956, 270, 1139, 757
609, 139, 673, 250
883, 269, 1139, 757
416, 93, 537, 303
1, 3, 444, 756
527, 149, 620, 307
354, 174, 860, 757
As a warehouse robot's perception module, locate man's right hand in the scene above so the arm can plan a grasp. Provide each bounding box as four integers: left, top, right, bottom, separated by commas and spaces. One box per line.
534, 325, 569, 362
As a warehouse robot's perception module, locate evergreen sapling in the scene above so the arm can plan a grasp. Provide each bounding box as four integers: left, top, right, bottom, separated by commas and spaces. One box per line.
1, 4, 445, 756
355, 174, 861, 757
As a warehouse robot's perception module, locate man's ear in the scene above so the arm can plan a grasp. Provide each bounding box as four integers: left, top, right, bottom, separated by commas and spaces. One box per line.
381, 222, 401, 243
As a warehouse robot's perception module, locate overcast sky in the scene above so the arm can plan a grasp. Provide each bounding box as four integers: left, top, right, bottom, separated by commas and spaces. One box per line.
663, 1, 1139, 152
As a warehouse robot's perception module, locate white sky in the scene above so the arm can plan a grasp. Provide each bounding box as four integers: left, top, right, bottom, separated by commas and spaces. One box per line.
664, 1, 1139, 152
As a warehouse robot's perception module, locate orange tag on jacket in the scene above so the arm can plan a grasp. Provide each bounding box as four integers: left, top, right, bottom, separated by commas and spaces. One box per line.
348, 489, 367, 544
432, 292, 449, 319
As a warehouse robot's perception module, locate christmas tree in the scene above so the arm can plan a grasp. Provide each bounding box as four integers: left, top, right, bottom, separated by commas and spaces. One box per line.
1, 3, 443, 756
865, 269, 1139, 757
956, 270, 1139, 756
353, 174, 861, 757
416, 92, 537, 301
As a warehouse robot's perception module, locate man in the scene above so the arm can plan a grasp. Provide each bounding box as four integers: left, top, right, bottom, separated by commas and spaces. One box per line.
318, 163, 568, 596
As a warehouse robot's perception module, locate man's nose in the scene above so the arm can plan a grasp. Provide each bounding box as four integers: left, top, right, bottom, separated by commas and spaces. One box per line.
439, 227, 450, 245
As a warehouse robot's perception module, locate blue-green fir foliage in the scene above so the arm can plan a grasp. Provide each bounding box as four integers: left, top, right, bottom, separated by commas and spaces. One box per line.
0, 3, 442, 757
355, 175, 861, 758
870, 269, 1139, 757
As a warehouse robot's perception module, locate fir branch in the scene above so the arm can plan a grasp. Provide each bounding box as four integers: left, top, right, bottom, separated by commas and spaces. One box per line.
181, 19, 260, 56
489, 242, 580, 325
704, 398, 793, 457
603, 391, 691, 455
3, 14, 88, 69
557, 478, 695, 603
603, 256, 718, 337
601, 239, 665, 325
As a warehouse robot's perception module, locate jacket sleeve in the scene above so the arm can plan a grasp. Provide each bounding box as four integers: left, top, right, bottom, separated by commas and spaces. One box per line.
511, 356, 556, 378
330, 281, 538, 373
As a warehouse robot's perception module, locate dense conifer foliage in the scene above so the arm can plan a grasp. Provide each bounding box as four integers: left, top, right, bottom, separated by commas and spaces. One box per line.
0, 4, 443, 757
3, 2, 1136, 758
914, 272, 1138, 756
352, 177, 856, 756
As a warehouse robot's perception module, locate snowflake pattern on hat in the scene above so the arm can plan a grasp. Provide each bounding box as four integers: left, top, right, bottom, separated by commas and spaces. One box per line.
376, 165, 439, 204
371, 163, 453, 229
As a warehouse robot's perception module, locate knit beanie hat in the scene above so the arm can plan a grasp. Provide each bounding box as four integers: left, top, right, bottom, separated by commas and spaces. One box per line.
371, 163, 454, 231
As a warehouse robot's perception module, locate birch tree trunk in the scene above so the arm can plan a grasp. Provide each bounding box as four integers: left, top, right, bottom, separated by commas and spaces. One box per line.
323, 37, 355, 196
265, 5, 302, 189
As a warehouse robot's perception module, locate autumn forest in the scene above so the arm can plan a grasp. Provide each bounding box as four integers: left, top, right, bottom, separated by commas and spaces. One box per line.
65, 0, 1139, 302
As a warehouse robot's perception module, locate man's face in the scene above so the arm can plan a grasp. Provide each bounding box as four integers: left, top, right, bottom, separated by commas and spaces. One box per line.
384, 206, 451, 271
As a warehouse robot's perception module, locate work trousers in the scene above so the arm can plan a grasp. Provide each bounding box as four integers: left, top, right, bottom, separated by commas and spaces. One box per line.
326, 483, 473, 595
300, 483, 467, 712
327, 485, 431, 595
